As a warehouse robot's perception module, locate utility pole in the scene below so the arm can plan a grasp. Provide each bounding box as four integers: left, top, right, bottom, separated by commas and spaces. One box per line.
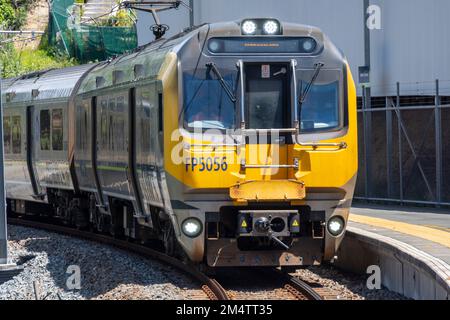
0, 73, 6, 266
362, 0, 372, 198
0, 66, 21, 281
189, 0, 194, 27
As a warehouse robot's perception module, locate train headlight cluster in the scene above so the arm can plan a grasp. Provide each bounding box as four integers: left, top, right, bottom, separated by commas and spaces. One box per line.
181, 217, 203, 238
327, 216, 345, 236
241, 19, 282, 35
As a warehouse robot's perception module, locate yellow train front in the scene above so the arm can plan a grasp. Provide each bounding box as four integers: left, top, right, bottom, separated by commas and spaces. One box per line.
164, 19, 358, 267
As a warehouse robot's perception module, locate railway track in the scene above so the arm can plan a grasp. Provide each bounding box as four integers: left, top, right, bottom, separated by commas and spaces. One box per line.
219, 267, 336, 300
7, 216, 331, 300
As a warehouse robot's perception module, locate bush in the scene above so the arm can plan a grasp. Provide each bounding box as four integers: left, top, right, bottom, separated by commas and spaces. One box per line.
1, 45, 78, 78
0, 0, 37, 29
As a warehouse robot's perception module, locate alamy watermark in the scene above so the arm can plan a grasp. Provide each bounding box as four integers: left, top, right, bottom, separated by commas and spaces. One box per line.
366, 5, 382, 30
66, 265, 81, 290
366, 265, 381, 290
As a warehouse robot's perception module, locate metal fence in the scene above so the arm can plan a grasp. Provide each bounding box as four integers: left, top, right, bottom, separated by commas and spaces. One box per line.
355, 80, 450, 207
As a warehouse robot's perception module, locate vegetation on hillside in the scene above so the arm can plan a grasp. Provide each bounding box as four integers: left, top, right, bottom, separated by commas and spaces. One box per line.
0, 0, 77, 78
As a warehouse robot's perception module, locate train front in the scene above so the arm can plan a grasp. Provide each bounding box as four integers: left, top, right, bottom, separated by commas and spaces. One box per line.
164, 19, 358, 267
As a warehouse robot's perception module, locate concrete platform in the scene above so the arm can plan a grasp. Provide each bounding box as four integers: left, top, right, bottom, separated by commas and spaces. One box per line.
335, 204, 450, 300
350, 204, 450, 264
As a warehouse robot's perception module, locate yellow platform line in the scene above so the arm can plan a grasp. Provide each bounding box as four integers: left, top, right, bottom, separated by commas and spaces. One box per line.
349, 214, 450, 249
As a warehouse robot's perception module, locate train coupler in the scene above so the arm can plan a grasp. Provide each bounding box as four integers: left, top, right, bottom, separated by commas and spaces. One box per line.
237, 210, 300, 238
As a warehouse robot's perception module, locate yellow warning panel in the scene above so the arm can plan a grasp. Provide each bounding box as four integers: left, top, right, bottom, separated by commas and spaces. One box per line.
230, 180, 306, 202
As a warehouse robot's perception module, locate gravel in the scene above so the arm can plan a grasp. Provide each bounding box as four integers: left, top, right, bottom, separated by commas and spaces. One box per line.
1, 225, 408, 300
0, 225, 198, 300
293, 265, 408, 300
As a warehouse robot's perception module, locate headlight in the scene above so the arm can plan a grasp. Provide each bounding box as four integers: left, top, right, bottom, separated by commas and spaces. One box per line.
263, 20, 279, 35
181, 217, 203, 238
208, 39, 221, 53
302, 38, 316, 52
327, 216, 345, 236
242, 20, 257, 35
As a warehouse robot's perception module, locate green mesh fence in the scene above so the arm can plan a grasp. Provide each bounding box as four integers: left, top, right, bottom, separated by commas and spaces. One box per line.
48, 0, 137, 63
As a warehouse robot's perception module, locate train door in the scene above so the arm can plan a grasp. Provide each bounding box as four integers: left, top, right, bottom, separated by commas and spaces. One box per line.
26, 106, 44, 199
91, 97, 109, 212
243, 62, 291, 179
126, 88, 148, 220
134, 84, 164, 219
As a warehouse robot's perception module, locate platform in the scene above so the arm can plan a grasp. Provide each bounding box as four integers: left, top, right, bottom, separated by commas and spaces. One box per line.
349, 204, 450, 264
336, 204, 450, 299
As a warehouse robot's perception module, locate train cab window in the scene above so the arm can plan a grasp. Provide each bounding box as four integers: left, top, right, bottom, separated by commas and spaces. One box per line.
245, 64, 289, 129
52, 109, 63, 151
12, 116, 21, 154
40, 110, 51, 150
3, 116, 11, 154
298, 69, 341, 132
183, 70, 236, 130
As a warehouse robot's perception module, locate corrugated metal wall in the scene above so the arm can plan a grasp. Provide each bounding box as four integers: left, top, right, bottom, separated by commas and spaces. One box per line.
137, 0, 450, 97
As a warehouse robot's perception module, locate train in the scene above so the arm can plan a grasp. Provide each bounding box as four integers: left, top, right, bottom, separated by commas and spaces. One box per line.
1, 18, 358, 268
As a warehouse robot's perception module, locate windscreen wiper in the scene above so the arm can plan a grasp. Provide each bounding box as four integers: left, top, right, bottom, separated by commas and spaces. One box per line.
298, 62, 324, 105
206, 62, 237, 103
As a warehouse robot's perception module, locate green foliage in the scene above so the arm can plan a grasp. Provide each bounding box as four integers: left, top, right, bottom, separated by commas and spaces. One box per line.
1, 45, 78, 78
96, 9, 134, 27
0, 0, 78, 78
0, 0, 37, 29
0, 0, 16, 28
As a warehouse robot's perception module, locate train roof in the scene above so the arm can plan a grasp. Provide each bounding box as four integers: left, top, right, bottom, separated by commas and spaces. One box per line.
1, 19, 340, 101
2, 64, 95, 105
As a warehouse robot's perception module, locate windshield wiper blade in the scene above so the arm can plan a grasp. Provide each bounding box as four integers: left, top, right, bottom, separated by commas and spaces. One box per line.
206, 62, 237, 103
299, 62, 324, 105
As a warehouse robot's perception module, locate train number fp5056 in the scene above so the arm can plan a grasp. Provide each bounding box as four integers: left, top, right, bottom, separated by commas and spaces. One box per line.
185, 157, 228, 172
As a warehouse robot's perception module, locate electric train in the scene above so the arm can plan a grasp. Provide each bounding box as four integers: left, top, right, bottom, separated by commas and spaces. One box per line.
2, 18, 358, 267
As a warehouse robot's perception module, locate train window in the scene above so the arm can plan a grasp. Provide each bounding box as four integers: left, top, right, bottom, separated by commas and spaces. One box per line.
100, 99, 108, 149
299, 81, 339, 131
298, 69, 341, 132
108, 98, 115, 151
183, 71, 236, 130
247, 79, 284, 129
12, 116, 21, 154
115, 96, 126, 152
136, 89, 152, 155
244, 63, 289, 129
76, 102, 90, 151
52, 109, 63, 151
40, 110, 51, 150
3, 116, 11, 154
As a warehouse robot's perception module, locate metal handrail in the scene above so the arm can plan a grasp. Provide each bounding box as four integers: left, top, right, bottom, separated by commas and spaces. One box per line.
297, 141, 347, 150
291, 59, 300, 134
237, 60, 245, 130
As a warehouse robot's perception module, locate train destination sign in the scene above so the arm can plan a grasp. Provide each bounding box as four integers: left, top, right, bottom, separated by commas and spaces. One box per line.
207, 37, 317, 54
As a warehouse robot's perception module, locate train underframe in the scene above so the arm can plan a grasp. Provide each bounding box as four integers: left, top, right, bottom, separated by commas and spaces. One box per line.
6, 189, 181, 257
6, 184, 351, 269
